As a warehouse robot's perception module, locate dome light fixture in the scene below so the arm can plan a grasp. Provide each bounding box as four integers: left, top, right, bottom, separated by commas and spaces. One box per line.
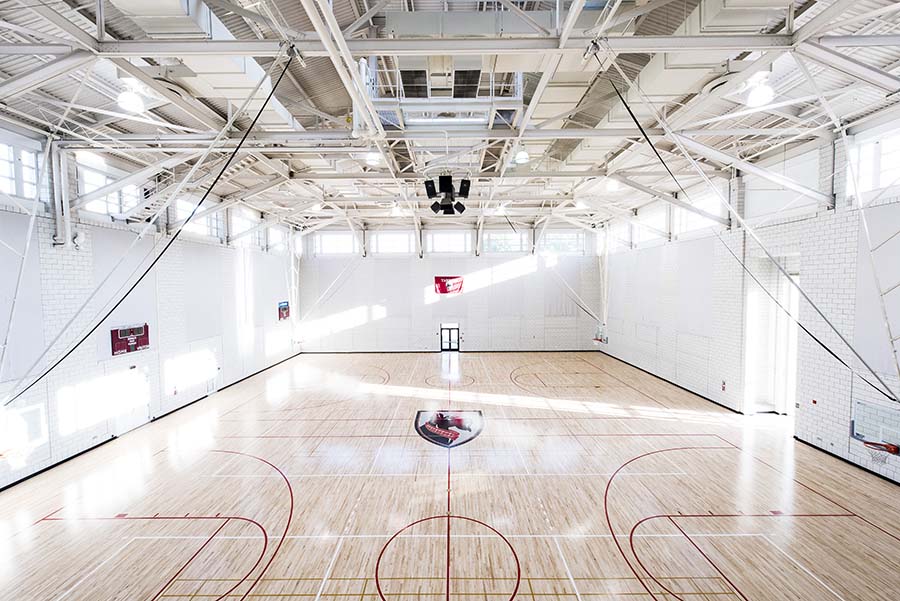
117, 90, 145, 114
744, 72, 775, 108
604, 177, 621, 192
365, 151, 380, 166
514, 149, 530, 165
746, 83, 775, 108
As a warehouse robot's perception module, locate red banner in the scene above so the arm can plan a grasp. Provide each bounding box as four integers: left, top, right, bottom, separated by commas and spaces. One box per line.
434, 276, 464, 294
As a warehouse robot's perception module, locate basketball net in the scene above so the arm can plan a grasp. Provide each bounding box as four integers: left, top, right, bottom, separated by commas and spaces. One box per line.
863, 441, 898, 466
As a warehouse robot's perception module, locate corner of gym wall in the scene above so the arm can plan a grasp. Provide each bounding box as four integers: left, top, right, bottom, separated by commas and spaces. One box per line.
0, 208, 298, 489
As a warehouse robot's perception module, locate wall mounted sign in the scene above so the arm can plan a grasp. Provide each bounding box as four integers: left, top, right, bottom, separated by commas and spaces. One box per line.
434, 276, 464, 294
278, 301, 290, 321
111, 323, 150, 356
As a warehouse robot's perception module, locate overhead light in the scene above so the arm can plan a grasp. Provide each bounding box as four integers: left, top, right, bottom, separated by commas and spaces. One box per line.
514, 150, 530, 165
121, 77, 144, 92
365, 151, 380, 166
575, 200, 588, 209
604, 177, 620, 192
310, 202, 324, 212
117, 90, 145, 114
746, 83, 775, 108
744, 71, 775, 108
493, 205, 506, 216
390, 203, 403, 217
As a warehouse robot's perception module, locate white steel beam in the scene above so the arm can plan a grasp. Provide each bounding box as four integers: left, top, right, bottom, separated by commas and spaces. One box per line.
792, 0, 857, 44
673, 134, 832, 205
585, 0, 680, 35
0, 51, 94, 98
92, 35, 795, 57
228, 204, 312, 243
796, 41, 900, 93
609, 175, 729, 226
342, 0, 389, 35
73, 153, 197, 209
203, 0, 305, 38
495, 0, 552, 37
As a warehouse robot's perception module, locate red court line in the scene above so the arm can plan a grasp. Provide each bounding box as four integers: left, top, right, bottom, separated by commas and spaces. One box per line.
627, 513, 855, 601
374, 515, 521, 601
43, 514, 269, 601
749, 454, 900, 545
447, 379, 452, 601
603, 445, 736, 601
667, 516, 750, 601
34, 506, 63, 525
211, 450, 294, 601
606, 441, 900, 601
149, 518, 230, 601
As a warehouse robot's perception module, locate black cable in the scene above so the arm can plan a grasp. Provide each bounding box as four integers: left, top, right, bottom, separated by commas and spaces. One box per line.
5, 53, 295, 407
599, 54, 896, 403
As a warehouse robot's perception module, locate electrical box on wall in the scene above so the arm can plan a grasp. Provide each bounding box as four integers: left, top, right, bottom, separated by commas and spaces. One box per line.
111, 323, 150, 356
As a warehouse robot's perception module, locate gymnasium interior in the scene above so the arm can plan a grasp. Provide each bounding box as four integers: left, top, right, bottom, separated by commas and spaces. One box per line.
1, 0, 900, 599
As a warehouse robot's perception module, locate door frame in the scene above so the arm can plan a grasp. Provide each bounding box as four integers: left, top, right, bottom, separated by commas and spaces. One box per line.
440, 324, 460, 352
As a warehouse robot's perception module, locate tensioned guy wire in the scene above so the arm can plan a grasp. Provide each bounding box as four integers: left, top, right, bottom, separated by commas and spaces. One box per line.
4, 50, 296, 407
595, 51, 898, 403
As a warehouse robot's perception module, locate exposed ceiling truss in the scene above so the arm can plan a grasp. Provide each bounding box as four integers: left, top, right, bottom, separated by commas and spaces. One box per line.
0, 0, 898, 234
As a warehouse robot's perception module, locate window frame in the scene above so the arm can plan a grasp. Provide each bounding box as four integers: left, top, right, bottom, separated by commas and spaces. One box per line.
425, 230, 473, 255
538, 229, 585, 256
482, 230, 529, 254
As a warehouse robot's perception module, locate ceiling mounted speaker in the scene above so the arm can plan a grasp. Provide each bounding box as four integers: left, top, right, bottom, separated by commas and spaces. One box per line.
442, 202, 455, 215
431, 201, 442, 214
454, 202, 466, 214
439, 174, 453, 194
425, 179, 437, 199
457, 178, 470, 199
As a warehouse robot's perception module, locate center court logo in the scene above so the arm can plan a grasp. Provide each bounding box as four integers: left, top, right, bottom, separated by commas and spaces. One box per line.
414, 410, 483, 448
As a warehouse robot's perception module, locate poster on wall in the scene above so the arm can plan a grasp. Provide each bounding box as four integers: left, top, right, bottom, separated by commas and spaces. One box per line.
434, 276, 464, 295
111, 323, 150, 356
278, 301, 290, 321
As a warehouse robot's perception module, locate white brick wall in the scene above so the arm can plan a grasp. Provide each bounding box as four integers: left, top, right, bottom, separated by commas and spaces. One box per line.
298, 251, 601, 353
0, 210, 295, 489
603, 192, 900, 483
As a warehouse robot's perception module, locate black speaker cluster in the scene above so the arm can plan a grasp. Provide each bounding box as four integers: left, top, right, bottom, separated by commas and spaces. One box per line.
425, 175, 470, 215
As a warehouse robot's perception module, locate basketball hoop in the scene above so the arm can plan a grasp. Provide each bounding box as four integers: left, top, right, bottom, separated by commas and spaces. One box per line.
863, 441, 899, 466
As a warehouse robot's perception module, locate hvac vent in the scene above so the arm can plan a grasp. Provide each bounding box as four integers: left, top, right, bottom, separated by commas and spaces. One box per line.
453, 70, 480, 99
400, 70, 428, 98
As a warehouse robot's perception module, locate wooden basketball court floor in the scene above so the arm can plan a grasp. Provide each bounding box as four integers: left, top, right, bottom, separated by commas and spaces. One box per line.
1, 351, 899, 601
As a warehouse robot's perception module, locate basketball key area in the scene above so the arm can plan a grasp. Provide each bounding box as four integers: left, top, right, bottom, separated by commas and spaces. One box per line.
2, 352, 899, 601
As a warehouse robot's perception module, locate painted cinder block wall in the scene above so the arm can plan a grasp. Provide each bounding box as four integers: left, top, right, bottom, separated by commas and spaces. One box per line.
0, 208, 298, 489
601, 139, 900, 483
297, 249, 602, 353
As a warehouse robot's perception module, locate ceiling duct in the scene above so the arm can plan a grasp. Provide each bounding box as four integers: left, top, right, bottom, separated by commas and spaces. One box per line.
552, 0, 788, 164
107, 0, 307, 137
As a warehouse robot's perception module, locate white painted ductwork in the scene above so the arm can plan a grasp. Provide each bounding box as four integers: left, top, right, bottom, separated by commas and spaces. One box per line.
570, 0, 788, 167
108, 0, 303, 134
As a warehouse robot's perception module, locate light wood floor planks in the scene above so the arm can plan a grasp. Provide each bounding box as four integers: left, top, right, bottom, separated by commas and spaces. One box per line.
1, 352, 899, 600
